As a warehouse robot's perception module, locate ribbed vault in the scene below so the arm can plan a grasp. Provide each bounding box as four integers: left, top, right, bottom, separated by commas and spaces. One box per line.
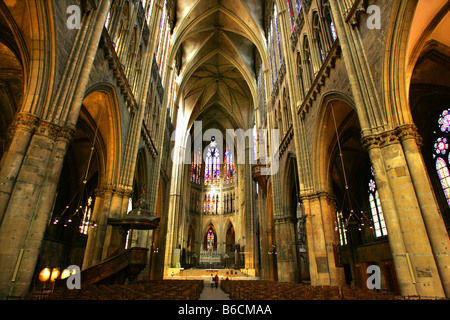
170, 0, 267, 131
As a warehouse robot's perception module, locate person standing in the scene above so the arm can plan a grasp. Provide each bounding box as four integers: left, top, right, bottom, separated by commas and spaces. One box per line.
214, 274, 219, 289
210, 274, 214, 288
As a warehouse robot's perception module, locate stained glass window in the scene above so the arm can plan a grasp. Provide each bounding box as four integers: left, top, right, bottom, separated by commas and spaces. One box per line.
368, 168, 387, 237
286, 0, 295, 30
204, 137, 220, 185
438, 109, 450, 133
274, 4, 283, 67
266, 19, 273, 85
206, 229, 214, 250
295, 0, 302, 13
436, 158, 450, 207
271, 21, 278, 80
324, 6, 337, 42
434, 109, 450, 208
207, 194, 211, 213
191, 148, 202, 184
224, 147, 235, 184
435, 137, 449, 155
330, 21, 337, 41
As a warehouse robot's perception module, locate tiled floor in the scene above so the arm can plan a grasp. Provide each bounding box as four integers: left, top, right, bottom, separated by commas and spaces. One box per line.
199, 280, 230, 300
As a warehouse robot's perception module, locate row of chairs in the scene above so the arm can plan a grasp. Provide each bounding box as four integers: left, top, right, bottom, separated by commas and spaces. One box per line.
40, 280, 203, 300
220, 280, 403, 300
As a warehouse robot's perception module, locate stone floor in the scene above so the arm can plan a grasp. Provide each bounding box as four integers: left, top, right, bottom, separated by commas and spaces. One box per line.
199, 280, 230, 300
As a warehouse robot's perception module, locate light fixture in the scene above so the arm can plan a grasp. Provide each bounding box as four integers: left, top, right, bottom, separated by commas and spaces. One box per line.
38, 267, 51, 282
60, 268, 71, 280
50, 268, 60, 282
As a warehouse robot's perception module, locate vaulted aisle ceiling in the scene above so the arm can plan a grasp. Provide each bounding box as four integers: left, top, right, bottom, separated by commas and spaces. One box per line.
170, 0, 267, 131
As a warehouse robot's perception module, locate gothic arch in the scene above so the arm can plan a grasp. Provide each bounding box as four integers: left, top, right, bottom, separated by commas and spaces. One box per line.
312, 92, 359, 192
133, 148, 150, 203
0, 0, 55, 117
203, 222, 217, 251
81, 85, 122, 186
283, 152, 300, 218
383, 0, 450, 128
225, 221, 235, 253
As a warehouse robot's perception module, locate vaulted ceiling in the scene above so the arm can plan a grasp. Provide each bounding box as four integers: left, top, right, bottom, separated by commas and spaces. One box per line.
169, 0, 268, 131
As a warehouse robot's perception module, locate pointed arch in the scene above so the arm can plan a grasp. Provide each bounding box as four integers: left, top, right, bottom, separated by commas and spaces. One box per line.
81, 84, 123, 186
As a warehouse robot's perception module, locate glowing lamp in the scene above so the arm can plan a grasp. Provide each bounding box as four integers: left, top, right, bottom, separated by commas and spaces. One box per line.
50, 268, 60, 282
38, 267, 51, 282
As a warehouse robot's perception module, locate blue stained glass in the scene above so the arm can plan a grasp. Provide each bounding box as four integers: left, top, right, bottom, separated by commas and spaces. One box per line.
295, 0, 302, 13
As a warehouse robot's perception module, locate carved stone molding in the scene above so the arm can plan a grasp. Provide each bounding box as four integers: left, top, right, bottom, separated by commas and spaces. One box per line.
300, 190, 336, 203
298, 43, 342, 119
345, 0, 369, 29
361, 125, 423, 151
279, 124, 294, 158
270, 59, 286, 108
94, 185, 133, 198
35, 120, 62, 140
7, 113, 75, 145
395, 124, 423, 149
290, 9, 305, 50
8, 112, 39, 135
273, 216, 297, 225
100, 29, 138, 114
57, 126, 76, 143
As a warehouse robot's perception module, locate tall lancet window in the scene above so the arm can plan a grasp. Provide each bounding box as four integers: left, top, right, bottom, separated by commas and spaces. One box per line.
204, 137, 220, 185
206, 229, 215, 250
286, 0, 295, 30
434, 109, 450, 207
191, 148, 202, 184
368, 167, 387, 237
224, 147, 235, 184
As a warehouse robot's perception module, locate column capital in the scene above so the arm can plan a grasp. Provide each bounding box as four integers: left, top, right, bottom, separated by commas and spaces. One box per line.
361, 130, 399, 150
395, 124, 423, 148
361, 124, 423, 151
34, 120, 63, 140
34, 120, 77, 144
7, 112, 39, 138
94, 185, 133, 198
273, 216, 297, 225
300, 190, 336, 202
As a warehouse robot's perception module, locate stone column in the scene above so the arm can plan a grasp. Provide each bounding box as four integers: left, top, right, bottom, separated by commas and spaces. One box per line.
397, 125, 450, 297
0, 121, 74, 298
301, 192, 345, 286
83, 187, 115, 269
274, 216, 297, 282
363, 131, 447, 298
0, 113, 38, 223
318, 192, 346, 285
103, 189, 133, 257
259, 190, 275, 280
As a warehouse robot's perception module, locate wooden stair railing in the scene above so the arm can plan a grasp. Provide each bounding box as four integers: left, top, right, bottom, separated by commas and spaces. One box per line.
56, 247, 149, 288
